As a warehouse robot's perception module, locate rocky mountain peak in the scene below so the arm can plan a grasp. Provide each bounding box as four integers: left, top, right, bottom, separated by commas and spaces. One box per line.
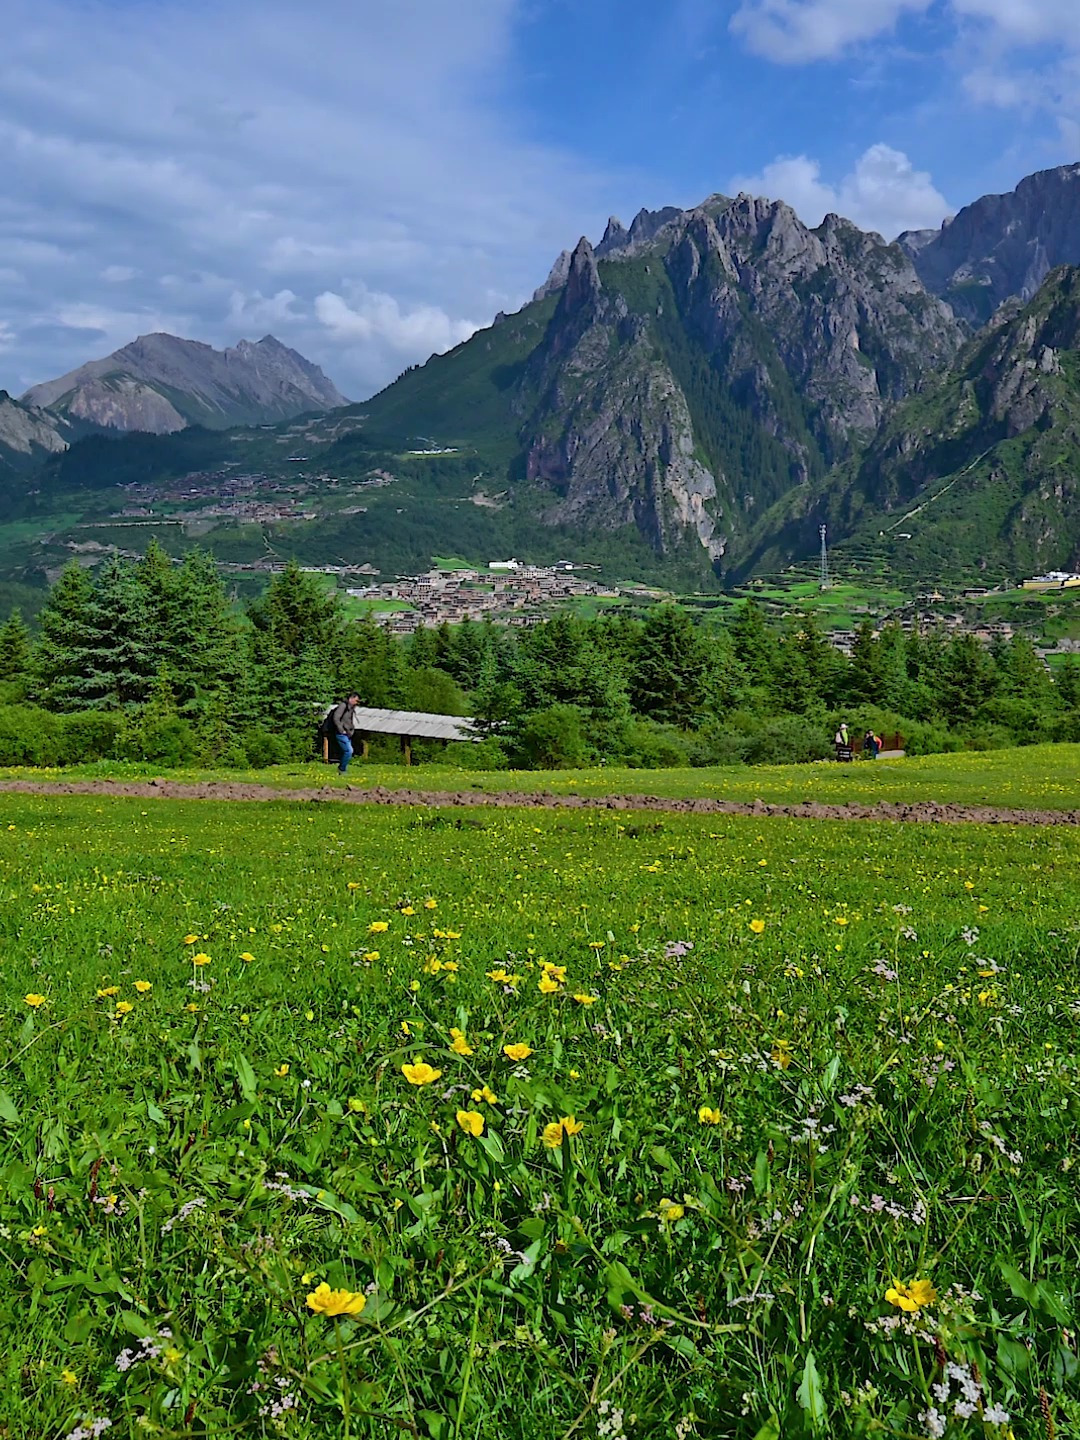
561, 237, 603, 314
533, 249, 573, 303
22, 331, 346, 434
900, 163, 1080, 324
597, 217, 630, 256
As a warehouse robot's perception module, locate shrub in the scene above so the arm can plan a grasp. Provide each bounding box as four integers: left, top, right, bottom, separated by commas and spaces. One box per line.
514, 704, 590, 769
121, 716, 199, 766
0, 705, 62, 765
445, 738, 509, 771
62, 711, 125, 764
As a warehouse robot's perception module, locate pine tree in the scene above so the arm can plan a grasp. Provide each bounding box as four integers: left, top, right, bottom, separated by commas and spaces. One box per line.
731, 600, 777, 691
78, 557, 157, 710
0, 609, 32, 682
34, 562, 97, 710
629, 605, 710, 729
1057, 655, 1080, 709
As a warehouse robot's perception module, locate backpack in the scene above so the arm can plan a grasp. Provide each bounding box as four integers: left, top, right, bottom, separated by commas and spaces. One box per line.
317, 705, 339, 740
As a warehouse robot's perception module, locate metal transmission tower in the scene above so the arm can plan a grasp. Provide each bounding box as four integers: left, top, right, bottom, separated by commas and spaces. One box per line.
819, 524, 831, 591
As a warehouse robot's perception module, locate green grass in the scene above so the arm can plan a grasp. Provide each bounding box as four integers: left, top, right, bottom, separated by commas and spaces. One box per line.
1, 795, 1078, 1436
6, 741, 1080, 811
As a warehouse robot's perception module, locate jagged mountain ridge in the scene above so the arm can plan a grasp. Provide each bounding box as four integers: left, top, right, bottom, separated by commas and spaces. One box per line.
367, 190, 961, 573
899, 163, 1080, 325
22, 332, 348, 435
737, 265, 1080, 581
0, 390, 74, 473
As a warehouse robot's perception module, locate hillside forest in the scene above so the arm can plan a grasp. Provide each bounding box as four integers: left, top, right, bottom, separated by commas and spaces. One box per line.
1, 544, 1078, 770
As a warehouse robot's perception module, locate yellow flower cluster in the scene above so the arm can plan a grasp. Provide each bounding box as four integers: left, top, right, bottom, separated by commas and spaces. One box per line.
306, 1283, 366, 1317
542, 1115, 584, 1148
885, 1279, 936, 1313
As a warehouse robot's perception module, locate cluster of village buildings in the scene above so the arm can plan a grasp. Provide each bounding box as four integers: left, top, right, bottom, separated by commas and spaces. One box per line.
348, 560, 621, 632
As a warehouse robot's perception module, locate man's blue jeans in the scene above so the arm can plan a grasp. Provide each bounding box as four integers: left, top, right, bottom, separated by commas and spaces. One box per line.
337, 733, 354, 773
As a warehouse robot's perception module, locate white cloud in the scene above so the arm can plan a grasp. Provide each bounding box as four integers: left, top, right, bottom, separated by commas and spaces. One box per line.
227, 288, 302, 331
315, 285, 478, 358
730, 144, 951, 238
0, 0, 615, 398
951, 0, 1080, 46
0, 322, 15, 352
730, 0, 932, 63
52, 301, 193, 348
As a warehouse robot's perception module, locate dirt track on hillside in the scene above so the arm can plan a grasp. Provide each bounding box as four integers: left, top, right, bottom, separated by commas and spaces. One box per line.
0, 777, 1078, 826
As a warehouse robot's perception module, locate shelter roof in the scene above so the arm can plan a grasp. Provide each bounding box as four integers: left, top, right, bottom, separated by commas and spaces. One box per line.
349, 707, 478, 741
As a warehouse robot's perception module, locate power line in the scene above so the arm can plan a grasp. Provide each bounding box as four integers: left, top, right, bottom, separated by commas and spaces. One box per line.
819, 524, 831, 591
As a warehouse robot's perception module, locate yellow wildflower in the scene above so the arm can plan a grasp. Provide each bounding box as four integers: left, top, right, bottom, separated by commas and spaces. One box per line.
885, 1279, 936, 1313
543, 1115, 584, 1147
23, 993, 46, 1008
182, 934, 199, 945
503, 1043, 533, 1062
658, 1198, 685, 1223
572, 993, 597, 1006
698, 1105, 722, 1125
306, 1282, 366, 1317
749, 919, 765, 935
240, 952, 255, 963
449, 1027, 474, 1056
471, 1085, 499, 1105
185, 1002, 199, 1013
134, 980, 152, 994
543, 963, 567, 981
401, 1060, 442, 1086
274, 1064, 290, 1078
368, 921, 389, 934
61, 1370, 78, 1386
115, 1001, 134, 1017
424, 898, 437, 909
456, 1109, 484, 1137
192, 953, 211, 967
97, 986, 119, 998
771, 1042, 793, 1070
400, 905, 415, 916
538, 974, 561, 995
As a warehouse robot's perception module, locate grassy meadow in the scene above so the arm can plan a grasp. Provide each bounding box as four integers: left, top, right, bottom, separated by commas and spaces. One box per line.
5, 740, 1080, 810
1, 788, 1079, 1438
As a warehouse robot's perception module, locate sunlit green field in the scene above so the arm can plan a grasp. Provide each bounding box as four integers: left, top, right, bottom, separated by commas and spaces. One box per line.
2, 795, 1079, 1438
5, 741, 1080, 811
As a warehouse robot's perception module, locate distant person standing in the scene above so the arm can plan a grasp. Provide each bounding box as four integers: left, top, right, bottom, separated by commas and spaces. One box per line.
834, 721, 852, 762
863, 729, 879, 759
329, 693, 360, 774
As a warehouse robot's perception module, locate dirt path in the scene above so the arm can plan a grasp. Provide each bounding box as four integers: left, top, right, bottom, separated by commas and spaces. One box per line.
0, 777, 1078, 826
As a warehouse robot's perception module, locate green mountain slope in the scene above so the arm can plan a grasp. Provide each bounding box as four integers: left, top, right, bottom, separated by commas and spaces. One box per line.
739, 266, 1080, 583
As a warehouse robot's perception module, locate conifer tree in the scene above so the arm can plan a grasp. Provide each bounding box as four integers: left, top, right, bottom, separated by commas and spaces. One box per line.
34, 562, 97, 710
0, 609, 32, 682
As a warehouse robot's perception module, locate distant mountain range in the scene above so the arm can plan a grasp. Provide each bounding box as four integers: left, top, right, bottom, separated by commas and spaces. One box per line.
8, 163, 1080, 587
0, 333, 347, 470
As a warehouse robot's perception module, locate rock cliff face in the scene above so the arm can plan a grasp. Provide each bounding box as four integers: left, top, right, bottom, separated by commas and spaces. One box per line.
523, 240, 727, 560
0, 390, 72, 472
507, 193, 961, 568
739, 266, 1080, 581
23, 333, 348, 434
900, 164, 1080, 324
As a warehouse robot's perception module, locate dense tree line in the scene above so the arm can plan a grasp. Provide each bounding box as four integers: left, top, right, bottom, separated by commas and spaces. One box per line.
0, 546, 1077, 769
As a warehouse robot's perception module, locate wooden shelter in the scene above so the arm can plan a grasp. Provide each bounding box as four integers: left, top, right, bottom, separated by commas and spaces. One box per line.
322, 707, 478, 766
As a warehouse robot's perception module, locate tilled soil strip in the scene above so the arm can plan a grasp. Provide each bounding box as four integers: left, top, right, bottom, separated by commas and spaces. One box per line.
0, 778, 1077, 826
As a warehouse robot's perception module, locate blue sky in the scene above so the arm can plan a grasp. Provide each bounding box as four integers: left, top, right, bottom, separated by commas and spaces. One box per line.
1, 0, 1077, 400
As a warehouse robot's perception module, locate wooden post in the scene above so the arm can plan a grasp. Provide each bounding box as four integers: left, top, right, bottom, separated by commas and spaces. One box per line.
360, 736, 370, 760
322, 735, 330, 764
401, 734, 412, 767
